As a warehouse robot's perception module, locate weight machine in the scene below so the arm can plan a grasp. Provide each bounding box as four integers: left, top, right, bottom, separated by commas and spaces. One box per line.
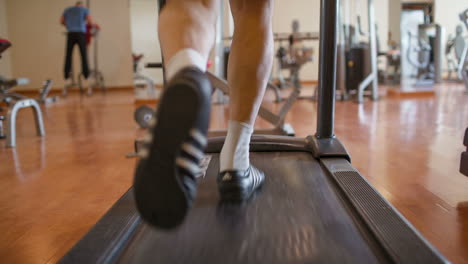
133, 1, 296, 137
459, 8, 468, 93
406, 24, 443, 86
132, 54, 158, 101
337, 0, 379, 103
446, 25, 468, 82
274, 21, 317, 91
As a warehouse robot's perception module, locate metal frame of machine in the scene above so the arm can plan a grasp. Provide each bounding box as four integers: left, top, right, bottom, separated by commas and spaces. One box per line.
60, 1, 449, 263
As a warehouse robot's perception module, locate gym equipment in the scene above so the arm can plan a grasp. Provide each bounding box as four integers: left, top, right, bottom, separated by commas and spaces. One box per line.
459, 8, 468, 93
378, 49, 401, 85
79, 24, 106, 96
355, 0, 378, 103
274, 21, 317, 90
446, 25, 467, 81
406, 24, 443, 86
0, 78, 58, 105
60, 1, 448, 263
134, 105, 155, 130
131, 60, 162, 147
337, 0, 379, 103
0, 39, 47, 148
461, 128, 468, 176
207, 71, 296, 137
132, 66, 297, 135
402, 18, 444, 86
0, 99, 45, 148
132, 54, 158, 100
132, 69, 297, 135
0, 116, 4, 139
0, 39, 11, 56
0, 78, 48, 147
406, 30, 434, 85
37, 80, 59, 105
139, 56, 295, 135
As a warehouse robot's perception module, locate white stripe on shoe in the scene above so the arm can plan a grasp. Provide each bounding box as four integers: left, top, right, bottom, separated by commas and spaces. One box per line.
148, 117, 157, 128
138, 148, 149, 159
181, 142, 205, 161
176, 157, 200, 176
142, 133, 153, 144
190, 129, 207, 147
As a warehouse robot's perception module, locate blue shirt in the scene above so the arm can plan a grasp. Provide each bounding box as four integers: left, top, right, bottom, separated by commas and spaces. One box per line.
63, 6, 89, 33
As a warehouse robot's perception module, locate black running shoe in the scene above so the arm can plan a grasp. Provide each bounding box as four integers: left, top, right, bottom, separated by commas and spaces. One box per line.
217, 165, 265, 202
133, 67, 212, 229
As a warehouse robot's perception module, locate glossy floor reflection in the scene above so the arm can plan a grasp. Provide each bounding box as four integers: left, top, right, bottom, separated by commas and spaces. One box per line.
0, 83, 467, 264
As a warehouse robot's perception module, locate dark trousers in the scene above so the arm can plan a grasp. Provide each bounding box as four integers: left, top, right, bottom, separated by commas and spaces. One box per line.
64, 32, 89, 80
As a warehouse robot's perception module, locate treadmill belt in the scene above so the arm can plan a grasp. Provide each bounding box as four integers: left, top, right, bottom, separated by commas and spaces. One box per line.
118, 153, 387, 263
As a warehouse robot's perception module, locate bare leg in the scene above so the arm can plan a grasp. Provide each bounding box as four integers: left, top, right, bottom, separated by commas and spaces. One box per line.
134, 1, 270, 229
134, 0, 220, 229
219, 0, 274, 172
228, 0, 274, 125
158, 0, 219, 75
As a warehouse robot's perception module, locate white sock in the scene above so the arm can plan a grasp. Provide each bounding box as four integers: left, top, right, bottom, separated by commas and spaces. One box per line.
220, 121, 253, 172
166, 49, 207, 80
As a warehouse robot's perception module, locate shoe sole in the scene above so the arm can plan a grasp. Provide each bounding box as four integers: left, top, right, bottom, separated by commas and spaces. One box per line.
134, 76, 207, 229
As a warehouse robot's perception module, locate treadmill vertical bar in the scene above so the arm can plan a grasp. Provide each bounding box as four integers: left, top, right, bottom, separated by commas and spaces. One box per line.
316, 0, 339, 139
157, 0, 167, 85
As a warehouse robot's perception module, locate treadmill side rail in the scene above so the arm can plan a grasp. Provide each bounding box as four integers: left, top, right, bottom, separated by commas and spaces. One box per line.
206, 135, 310, 153
308, 135, 351, 161
321, 158, 450, 264
59, 189, 141, 264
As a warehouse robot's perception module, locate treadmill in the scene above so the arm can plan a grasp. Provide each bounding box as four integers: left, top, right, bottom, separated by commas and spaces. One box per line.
59, 1, 449, 263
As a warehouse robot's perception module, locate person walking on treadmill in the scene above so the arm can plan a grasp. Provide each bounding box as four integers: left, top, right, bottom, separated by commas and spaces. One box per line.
134, 0, 273, 229
60, 1, 93, 95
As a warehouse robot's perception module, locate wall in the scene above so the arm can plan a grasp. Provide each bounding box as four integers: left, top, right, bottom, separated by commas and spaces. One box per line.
4, 0, 133, 91
401, 0, 434, 2
388, 0, 402, 45
435, 0, 466, 34
127, 0, 389, 83
0, 0, 12, 77
397, 0, 466, 72
272, 0, 388, 81
7, 0, 462, 88
130, 0, 163, 84
434, 0, 467, 71
271, 0, 320, 81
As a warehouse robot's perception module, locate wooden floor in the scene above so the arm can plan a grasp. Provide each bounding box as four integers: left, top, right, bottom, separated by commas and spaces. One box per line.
0, 83, 467, 264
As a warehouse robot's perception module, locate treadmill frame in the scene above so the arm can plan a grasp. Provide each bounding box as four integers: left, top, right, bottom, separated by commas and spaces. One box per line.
59, 0, 449, 263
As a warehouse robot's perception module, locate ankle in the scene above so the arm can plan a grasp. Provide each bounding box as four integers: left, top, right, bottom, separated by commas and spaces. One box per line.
166, 49, 207, 80
220, 121, 253, 172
